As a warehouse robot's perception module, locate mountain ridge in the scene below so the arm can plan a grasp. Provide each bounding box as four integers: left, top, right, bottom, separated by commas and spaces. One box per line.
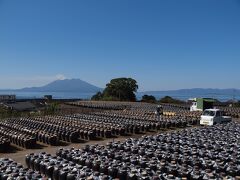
142, 88, 240, 94
9, 79, 102, 93
0, 79, 239, 98
139, 88, 240, 101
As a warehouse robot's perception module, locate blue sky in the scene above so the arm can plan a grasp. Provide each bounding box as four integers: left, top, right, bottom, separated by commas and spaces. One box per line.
0, 0, 239, 91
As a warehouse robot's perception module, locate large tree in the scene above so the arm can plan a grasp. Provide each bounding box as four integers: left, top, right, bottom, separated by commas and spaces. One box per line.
103, 78, 138, 101
159, 96, 185, 104
141, 95, 156, 103
91, 91, 103, 101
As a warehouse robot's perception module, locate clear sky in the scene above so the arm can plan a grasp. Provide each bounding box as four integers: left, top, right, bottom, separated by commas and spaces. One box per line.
0, 0, 240, 91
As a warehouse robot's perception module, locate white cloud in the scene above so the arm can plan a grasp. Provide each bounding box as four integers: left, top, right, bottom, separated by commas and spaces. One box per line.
0, 74, 67, 89
56, 74, 66, 80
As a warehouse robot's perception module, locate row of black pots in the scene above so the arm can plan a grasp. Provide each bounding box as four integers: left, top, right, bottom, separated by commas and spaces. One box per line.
54, 122, 240, 179
0, 158, 46, 180
25, 152, 112, 180
0, 126, 36, 149
0, 136, 10, 153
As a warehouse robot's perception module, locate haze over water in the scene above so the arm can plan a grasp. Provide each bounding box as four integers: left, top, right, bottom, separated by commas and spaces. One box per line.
0, 91, 239, 102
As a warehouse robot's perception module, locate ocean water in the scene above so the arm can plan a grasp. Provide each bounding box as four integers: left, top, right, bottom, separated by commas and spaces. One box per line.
0, 91, 239, 102
0, 91, 95, 100
137, 92, 240, 102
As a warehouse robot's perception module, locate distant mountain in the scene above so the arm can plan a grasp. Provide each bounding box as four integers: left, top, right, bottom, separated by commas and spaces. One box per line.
143, 88, 240, 95
0, 82, 239, 101
16, 79, 102, 93
139, 88, 240, 101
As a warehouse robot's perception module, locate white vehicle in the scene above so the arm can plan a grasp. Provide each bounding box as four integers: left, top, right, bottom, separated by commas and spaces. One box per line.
190, 101, 201, 111
189, 98, 215, 112
200, 109, 232, 126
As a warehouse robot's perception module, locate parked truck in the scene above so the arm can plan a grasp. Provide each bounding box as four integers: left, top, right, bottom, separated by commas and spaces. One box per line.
190, 98, 215, 112
200, 109, 232, 126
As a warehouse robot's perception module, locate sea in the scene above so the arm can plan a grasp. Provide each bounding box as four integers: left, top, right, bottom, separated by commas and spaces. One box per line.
0, 91, 239, 102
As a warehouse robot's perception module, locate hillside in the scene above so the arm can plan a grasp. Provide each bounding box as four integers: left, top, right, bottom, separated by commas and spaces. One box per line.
17, 79, 102, 93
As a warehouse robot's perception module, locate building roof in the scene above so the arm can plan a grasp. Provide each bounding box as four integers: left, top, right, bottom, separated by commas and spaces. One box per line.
4, 101, 36, 111
196, 98, 215, 102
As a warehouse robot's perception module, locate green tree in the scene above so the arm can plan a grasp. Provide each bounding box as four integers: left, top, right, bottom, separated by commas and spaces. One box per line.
159, 96, 184, 104
141, 95, 156, 103
91, 91, 103, 100
45, 102, 59, 115
103, 78, 138, 101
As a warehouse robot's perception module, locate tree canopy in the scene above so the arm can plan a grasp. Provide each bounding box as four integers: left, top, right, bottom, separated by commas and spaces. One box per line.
91, 91, 103, 101
159, 96, 184, 104
91, 78, 138, 101
141, 95, 156, 103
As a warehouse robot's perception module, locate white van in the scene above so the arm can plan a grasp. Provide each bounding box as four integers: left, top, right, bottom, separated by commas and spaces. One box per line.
200, 109, 232, 126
